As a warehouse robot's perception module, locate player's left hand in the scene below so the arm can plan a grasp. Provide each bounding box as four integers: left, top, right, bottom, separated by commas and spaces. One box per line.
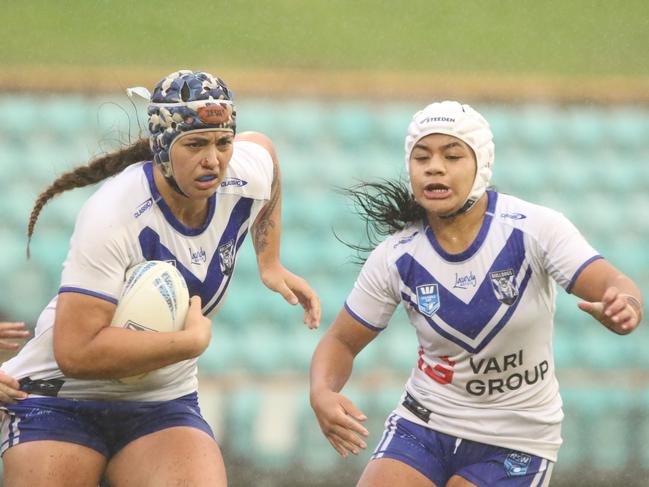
578, 287, 642, 335
260, 265, 321, 329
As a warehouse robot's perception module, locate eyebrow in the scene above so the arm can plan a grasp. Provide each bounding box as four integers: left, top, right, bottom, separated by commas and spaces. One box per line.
412, 141, 466, 151
412, 143, 432, 152
183, 134, 232, 143
441, 142, 465, 150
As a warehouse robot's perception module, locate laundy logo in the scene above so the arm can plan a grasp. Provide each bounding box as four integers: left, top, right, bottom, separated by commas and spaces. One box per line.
504, 452, 531, 477
416, 284, 440, 317
489, 269, 519, 305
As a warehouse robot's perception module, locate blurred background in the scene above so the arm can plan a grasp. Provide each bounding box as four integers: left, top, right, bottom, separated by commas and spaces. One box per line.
1, 1, 648, 485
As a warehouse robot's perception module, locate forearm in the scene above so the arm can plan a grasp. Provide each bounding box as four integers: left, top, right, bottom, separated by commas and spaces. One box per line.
607, 274, 643, 301
55, 326, 201, 379
310, 334, 356, 399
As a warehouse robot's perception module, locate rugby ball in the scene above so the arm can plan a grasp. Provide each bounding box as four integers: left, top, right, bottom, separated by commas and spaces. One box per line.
110, 260, 190, 382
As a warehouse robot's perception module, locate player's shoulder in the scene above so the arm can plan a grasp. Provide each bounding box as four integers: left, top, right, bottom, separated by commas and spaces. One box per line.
377, 221, 427, 260
491, 191, 566, 232
219, 139, 273, 200
78, 161, 151, 227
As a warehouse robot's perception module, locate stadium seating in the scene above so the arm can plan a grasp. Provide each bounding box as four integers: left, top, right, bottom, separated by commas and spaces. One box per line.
1, 96, 647, 474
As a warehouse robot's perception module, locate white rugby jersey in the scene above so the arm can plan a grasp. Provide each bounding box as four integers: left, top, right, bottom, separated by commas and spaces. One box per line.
345, 191, 601, 462
3, 141, 273, 401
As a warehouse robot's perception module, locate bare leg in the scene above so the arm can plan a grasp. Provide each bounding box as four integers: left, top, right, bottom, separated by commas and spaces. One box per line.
3, 440, 106, 487
446, 475, 478, 487
105, 427, 227, 487
357, 458, 437, 487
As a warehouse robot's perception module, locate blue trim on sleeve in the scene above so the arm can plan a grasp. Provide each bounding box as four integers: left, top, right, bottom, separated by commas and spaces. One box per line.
58, 287, 118, 305
566, 255, 604, 294
344, 302, 384, 332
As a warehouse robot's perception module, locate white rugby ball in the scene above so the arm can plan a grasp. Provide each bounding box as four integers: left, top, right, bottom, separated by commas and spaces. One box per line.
111, 260, 190, 383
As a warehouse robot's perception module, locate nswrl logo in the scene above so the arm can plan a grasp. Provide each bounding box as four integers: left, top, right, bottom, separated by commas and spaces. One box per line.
504, 452, 531, 477
416, 284, 440, 317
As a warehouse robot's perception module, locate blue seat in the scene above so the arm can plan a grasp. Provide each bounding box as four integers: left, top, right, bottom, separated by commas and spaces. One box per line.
0, 96, 40, 136
333, 104, 378, 149
294, 392, 343, 472
197, 326, 240, 374
376, 104, 418, 149
606, 108, 649, 154
563, 109, 606, 154
225, 387, 262, 458
481, 106, 516, 148
516, 105, 561, 154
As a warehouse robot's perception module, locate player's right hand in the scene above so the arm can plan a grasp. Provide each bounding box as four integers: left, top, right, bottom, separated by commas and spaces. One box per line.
183, 296, 212, 357
311, 390, 369, 457
0, 370, 27, 404
0, 322, 30, 350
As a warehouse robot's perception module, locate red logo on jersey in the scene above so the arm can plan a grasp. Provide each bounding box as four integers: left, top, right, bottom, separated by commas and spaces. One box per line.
417, 349, 455, 385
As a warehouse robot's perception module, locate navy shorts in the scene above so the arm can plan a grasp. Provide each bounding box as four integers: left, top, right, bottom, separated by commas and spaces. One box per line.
0, 392, 214, 458
372, 413, 553, 487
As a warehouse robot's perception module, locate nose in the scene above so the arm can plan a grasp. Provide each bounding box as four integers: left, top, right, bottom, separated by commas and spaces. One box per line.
201, 145, 220, 168
424, 154, 446, 175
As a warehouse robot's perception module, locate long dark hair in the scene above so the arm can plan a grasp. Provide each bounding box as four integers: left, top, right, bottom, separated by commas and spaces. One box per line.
338, 178, 425, 261
26, 138, 153, 256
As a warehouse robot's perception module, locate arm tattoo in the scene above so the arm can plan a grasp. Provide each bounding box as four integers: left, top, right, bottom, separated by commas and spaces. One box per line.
253, 158, 280, 255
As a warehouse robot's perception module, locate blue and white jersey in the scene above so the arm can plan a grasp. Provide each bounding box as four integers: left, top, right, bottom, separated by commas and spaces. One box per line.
3, 141, 273, 401
345, 191, 601, 462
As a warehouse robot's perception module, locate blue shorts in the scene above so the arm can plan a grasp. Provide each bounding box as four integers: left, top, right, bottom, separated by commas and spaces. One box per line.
372, 413, 553, 487
1, 392, 214, 458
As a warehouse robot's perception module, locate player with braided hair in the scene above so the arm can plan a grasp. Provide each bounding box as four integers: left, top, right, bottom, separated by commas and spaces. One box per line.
310, 101, 643, 487
1, 69, 321, 487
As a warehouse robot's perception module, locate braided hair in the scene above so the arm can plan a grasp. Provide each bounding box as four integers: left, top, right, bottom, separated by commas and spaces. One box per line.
26, 138, 152, 256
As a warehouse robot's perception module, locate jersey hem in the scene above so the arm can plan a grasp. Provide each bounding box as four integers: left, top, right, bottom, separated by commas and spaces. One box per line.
566, 254, 603, 293
344, 302, 384, 332
58, 287, 118, 305
394, 405, 559, 463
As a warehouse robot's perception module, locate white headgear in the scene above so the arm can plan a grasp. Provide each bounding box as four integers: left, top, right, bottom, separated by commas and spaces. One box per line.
404, 101, 495, 216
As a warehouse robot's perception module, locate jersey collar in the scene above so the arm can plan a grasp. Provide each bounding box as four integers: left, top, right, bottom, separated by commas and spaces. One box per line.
143, 162, 217, 236
423, 190, 497, 262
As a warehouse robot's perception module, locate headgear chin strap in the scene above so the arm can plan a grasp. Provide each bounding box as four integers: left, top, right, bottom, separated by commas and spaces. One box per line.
128, 69, 236, 197
404, 101, 495, 218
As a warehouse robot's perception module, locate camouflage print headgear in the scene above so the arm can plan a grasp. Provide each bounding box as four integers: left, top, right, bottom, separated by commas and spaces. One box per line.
128, 69, 236, 193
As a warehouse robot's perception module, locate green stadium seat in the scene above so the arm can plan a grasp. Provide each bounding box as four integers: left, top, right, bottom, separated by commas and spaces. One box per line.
295, 393, 342, 472
606, 108, 649, 153
225, 386, 262, 458
283, 101, 329, 145
236, 99, 278, 136
333, 104, 378, 148
0, 96, 40, 136
198, 327, 241, 374
42, 96, 94, 137
516, 105, 561, 154
237, 326, 295, 373
375, 104, 418, 149
376, 323, 419, 373
481, 106, 516, 148
638, 391, 649, 468
587, 389, 634, 470
564, 109, 606, 154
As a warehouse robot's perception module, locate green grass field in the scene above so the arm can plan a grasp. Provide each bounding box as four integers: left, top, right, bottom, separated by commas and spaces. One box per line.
3, 0, 649, 77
